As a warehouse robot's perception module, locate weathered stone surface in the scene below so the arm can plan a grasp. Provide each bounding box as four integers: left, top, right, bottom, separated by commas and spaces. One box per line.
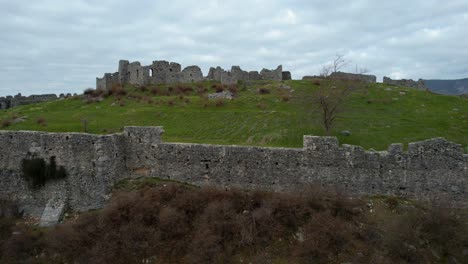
248, 71, 261, 80
99, 60, 288, 88
329, 71, 377, 83
39, 198, 66, 227
282, 71, 292, 80
0, 127, 466, 220
208, 91, 233, 100
260, 65, 282, 81
383, 77, 427, 90
181, 66, 203, 83
302, 75, 322, 80
0, 93, 58, 110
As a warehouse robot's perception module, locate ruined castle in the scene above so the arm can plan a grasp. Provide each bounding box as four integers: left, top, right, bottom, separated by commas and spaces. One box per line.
96, 60, 290, 90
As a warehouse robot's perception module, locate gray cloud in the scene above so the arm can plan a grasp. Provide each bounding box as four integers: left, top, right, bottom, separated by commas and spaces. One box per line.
0, 0, 467, 96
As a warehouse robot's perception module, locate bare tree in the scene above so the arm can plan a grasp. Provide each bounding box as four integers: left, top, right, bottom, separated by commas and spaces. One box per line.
314, 82, 353, 136
320, 54, 349, 77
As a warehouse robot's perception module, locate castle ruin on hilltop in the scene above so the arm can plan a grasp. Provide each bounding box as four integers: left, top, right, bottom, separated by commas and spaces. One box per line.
96, 60, 291, 90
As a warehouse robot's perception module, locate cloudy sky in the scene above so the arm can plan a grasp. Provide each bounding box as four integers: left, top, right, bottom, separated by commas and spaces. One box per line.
1, 0, 467, 96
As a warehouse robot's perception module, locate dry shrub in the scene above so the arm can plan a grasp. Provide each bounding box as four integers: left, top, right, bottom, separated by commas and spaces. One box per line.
150, 87, 160, 95
196, 86, 208, 95
293, 211, 357, 263
212, 83, 225, 93
36, 117, 47, 126
138, 86, 148, 92
256, 102, 267, 110
381, 201, 467, 264
313, 80, 321, 86
215, 99, 225, 107
83, 88, 95, 95
38, 184, 363, 263
227, 84, 238, 95
84, 88, 109, 100
168, 86, 174, 94
1, 119, 12, 128
281, 94, 290, 102
384, 197, 399, 210
0, 224, 44, 263
258, 88, 270, 94
176, 85, 193, 95
2, 184, 465, 264
119, 100, 126, 107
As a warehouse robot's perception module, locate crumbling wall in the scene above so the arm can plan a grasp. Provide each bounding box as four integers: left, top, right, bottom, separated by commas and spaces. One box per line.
0, 131, 126, 217
282, 71, 292, 80
383, 77, 427, 90
1, 127, 465, 218
97, 60, 288, 89
0, 94, 58, 110
128, 62, 147, 86
260, 65, 283, 81
96, 72, 119, 90
206, 65, 283, 84
329, 71, 377, 83
181, 66, 203, 83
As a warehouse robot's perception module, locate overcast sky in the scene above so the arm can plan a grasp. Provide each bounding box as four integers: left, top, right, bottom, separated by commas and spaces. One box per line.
1, 0, 467, 96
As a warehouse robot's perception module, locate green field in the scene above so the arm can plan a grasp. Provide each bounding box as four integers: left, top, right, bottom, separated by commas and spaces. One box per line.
0, 80, 466, 151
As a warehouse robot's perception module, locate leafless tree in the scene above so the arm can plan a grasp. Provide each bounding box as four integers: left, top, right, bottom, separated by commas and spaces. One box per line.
320, 54, 349, 77
314, 83, 353, 136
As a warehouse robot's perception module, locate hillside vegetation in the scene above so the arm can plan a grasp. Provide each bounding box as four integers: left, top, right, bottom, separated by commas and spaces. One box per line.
0, 79, 466, 151
1, 179, 467, 263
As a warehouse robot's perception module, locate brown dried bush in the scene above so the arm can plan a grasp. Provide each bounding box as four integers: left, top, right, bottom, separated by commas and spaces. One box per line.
1, 119, 12, 128
36, 117, 47, 126
1, 184, 465, 264
258, 87, 270, 94
215, 99, 225, 107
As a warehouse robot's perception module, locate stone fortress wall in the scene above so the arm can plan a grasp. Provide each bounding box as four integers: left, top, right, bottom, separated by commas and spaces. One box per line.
302, 72, 428, 90
383, 76, 427, 90
0, 94, 59, 110
0, 126, 466, 218
0, 93, 75, 110
97, 60, 289, 90
329, 71, 377, 83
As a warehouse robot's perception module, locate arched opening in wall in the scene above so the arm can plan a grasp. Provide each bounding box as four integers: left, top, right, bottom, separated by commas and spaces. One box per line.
149, 68, 153, 77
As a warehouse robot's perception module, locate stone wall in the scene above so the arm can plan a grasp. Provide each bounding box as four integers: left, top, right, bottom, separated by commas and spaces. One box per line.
383, 77, 427, 90
0, 93, 58, 110
0, 127, 466, 218
97, 60, 288, 89
329, 71, 377, 83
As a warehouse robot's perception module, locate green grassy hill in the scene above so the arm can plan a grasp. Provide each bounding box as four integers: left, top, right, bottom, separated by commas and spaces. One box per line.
0, 80, 466, 151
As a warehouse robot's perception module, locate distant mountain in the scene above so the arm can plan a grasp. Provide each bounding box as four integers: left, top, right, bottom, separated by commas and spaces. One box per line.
423, 78, 468, 95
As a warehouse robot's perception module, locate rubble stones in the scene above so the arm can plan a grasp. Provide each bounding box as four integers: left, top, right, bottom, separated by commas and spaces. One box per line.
208, 91, 233, 99
383, 77, 427, 90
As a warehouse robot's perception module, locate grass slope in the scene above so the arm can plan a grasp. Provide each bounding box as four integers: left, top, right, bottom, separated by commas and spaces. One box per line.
0, 80, 466, 151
